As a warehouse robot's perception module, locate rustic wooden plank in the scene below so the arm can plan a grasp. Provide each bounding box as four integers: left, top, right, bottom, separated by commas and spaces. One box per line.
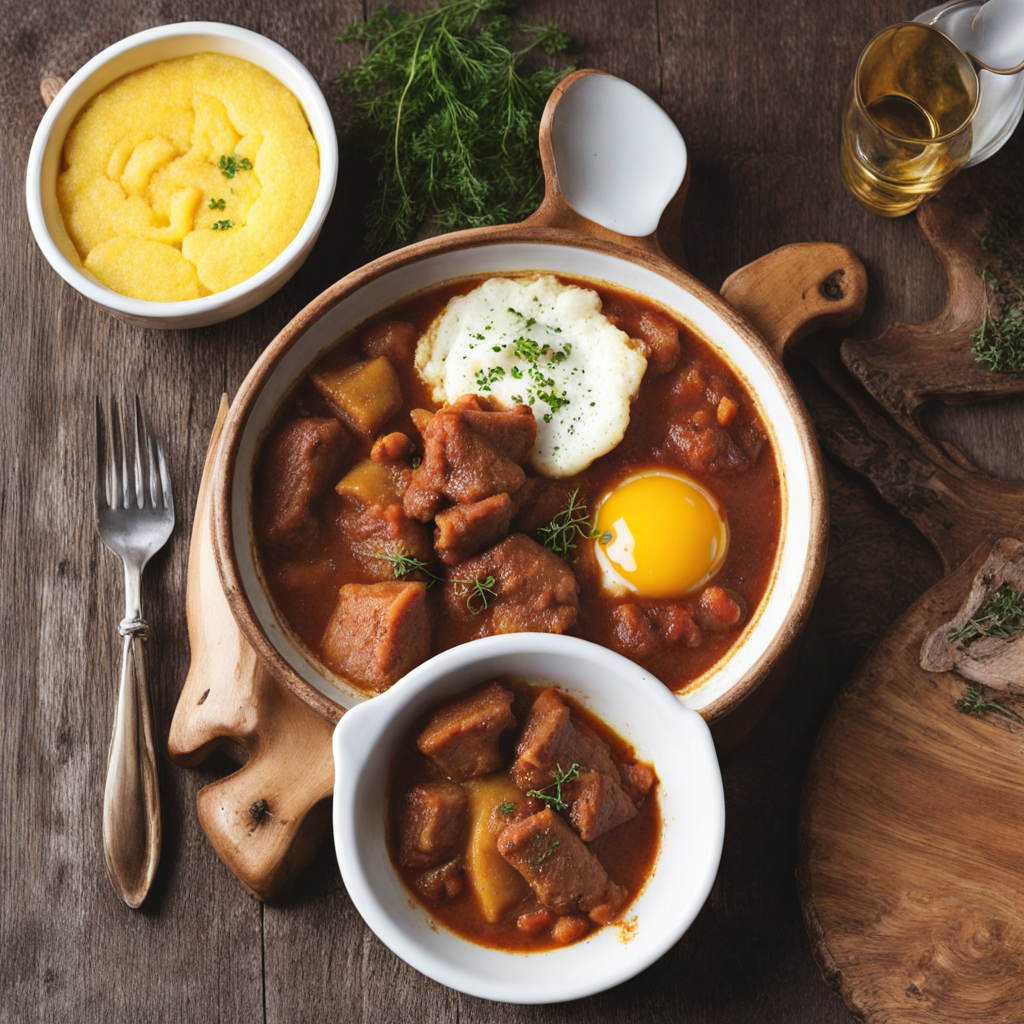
2, 0, 1022, 1021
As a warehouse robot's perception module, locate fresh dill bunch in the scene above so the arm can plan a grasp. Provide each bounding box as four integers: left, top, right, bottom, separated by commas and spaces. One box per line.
946, 583, 1024, 647
537, 488, 608, 560
337, 0, 572, 252
954, 687, 1024, 724
970, 205, 1024, 373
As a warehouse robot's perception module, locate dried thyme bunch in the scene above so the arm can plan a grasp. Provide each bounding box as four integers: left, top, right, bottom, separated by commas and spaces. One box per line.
337, 0, 572, 252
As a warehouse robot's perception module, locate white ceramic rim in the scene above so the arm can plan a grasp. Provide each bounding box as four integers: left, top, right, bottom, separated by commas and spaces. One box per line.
227, 240, 815, 714
24, 21, 339, 323
332, 632, 725, 1004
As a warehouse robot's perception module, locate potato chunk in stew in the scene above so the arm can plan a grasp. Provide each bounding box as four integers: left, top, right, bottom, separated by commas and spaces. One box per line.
312, 356, 403, 437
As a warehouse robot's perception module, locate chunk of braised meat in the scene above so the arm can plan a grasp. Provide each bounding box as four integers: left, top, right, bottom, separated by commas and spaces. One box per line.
442, 535, 579, 638
697, 585, 747, 632
416, 681, 516, 780
434, 493, 513, 566
321, 581, 431, 692
564, 771, 637, 842
409, 408, 434, 438
403, 398, 536, 522
340, 502, 433, 582
619, 762, 657, 804
509, 478, 574, 536
371, 431, 415, 463
516, 909, 554, 935
360, 320, 420, 366
634, 310, 681, 376
609, 602, 702, 659
510, 688, 619, 791
257, 417, 352, 551
399, 782, 468, 869
498, 808, 627, 922
415, 857, 464, 900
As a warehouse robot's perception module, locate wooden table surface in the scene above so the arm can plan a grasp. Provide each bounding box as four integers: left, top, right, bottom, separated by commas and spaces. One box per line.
3, 0, 1022, 1020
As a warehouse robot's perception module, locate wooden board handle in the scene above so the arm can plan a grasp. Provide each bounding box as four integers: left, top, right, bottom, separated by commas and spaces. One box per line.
167, 397, 335, 900
720, 242, 868, 359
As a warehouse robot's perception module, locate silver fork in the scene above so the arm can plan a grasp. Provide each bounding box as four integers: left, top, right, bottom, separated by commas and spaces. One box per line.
95, 396, 175, 908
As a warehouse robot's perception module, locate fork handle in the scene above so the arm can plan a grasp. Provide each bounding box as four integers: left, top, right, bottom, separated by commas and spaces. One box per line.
102, 615, 162, 907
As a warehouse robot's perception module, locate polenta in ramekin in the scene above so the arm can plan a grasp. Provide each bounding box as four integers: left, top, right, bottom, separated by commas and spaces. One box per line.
56, 52, 319, 302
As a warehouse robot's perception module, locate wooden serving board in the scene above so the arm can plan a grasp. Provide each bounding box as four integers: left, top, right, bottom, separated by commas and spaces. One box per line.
797, 167, 1024, 1022
167, 241, 867, 900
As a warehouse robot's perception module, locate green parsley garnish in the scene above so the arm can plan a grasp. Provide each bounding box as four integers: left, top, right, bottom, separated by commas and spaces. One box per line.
537, 489, 606, 560
411, 456, 422, 469
474, 365, 506, 392
501, 802, 515, 815
954, 687, 1024, 724
208, 197, 226, 210
336, 0, 572, 251
218, 154, 252, 179
526, 762, 583, 812
211, 219, 234, 231
370, 551, 497, 615
946, 583, 1024, 647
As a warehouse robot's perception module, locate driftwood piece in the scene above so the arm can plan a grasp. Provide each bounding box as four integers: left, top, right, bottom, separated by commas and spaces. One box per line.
920, 537, 1024, 691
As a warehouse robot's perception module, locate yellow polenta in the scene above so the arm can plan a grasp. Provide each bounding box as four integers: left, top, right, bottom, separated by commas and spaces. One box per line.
57, 53, 319, 302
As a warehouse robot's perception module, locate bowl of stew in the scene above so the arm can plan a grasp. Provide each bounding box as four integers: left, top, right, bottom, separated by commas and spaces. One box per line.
333, 632, 725, 1003
213, 70, 849, 725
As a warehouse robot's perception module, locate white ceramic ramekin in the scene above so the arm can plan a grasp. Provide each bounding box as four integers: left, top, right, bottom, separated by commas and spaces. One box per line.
332, 632, 725, 1004
25, 21, 339, 329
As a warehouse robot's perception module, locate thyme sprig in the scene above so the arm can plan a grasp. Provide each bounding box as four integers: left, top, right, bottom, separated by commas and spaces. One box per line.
527, 838, 560, 867
526, 762, 583, 812
946, 583, 1024, 647
538, 489, 609, 560
954, 687, 1024, 724
970, 208, 1024, 372
370, 551, 497, 614
336, 0, 572, 251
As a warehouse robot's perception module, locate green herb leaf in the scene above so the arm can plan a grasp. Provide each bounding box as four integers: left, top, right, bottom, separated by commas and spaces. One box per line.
527, 838, 560, 867
500, 802, 514, 815
526, 762, 583, 812
211, 219, 234, 231
371, 550, 496, 614
538, 489, 600, 560
336, 0, 573, 252
218, 154, 252, 179
208, 197, 226, 210
947, 583, 1024, 647
954, 686, 1024, 724
970, 206, 1024, 372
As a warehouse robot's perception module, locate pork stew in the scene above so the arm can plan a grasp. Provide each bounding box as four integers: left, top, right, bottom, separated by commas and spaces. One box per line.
388, 679, 660, 951
253, 274, 781, 695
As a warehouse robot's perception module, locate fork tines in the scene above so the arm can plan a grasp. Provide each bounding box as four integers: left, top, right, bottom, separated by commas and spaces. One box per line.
95, 396, 172, 513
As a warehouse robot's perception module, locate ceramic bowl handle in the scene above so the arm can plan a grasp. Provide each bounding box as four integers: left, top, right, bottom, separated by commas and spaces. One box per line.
720, 242, 868, 361
528, 70, 689, 257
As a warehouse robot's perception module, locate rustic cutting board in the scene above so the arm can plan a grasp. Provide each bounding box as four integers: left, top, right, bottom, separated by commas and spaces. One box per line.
797, 169, 1024, 1022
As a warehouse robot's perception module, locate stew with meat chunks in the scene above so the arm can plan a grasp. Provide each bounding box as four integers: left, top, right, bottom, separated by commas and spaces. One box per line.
253, 273, 781, 694
388, 679, 660, 951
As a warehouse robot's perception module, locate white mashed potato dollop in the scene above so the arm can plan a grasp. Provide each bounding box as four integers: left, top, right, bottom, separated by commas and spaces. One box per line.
416, 275, 647, 477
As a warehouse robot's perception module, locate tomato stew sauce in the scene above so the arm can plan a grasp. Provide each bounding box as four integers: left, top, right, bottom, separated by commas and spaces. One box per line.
255, 274, 781, 694
387, 678, 661, 951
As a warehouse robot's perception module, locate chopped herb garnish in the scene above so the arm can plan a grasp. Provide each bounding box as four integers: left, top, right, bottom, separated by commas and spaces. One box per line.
500, 802, 515, 815
526, 762, 583, 812
947, 583, 1024, 647
211, 219, 234, 231
527, 838, 560, 867
208, 197, 226, 210
474, 365, 506, 392
538, 489, 602, 560
411, 456, 422, 469
370, 551, 496, 615
954, 686, 1024, 724
218, 154, 252, 179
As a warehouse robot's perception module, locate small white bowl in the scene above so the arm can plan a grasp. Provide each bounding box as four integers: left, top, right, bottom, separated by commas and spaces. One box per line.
25, 21, 339, 329
332, 633, 725, 1004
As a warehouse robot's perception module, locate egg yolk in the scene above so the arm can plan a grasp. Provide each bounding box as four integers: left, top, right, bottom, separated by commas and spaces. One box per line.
594, 472, 729, 598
